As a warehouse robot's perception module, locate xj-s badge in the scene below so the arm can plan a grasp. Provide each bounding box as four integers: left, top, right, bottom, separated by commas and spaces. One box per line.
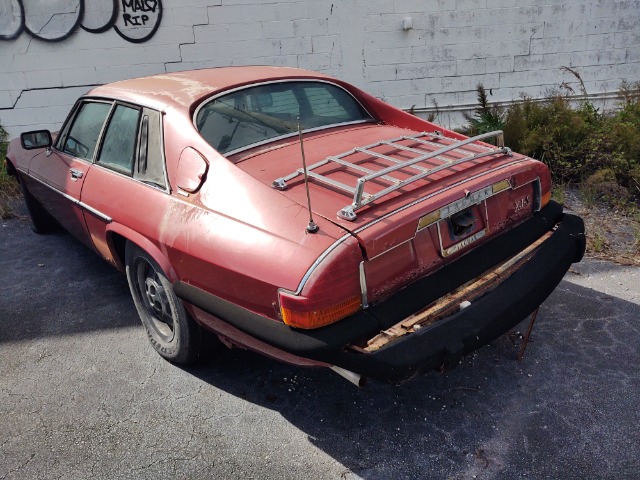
514, 195, 531, 212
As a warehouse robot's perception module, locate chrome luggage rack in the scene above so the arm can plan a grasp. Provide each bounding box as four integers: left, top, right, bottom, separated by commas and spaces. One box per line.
272, 130, 512, 221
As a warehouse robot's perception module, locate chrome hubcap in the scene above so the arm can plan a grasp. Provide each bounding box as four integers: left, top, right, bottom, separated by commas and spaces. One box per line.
144, 275, 169, 318
136, 260, 174, 341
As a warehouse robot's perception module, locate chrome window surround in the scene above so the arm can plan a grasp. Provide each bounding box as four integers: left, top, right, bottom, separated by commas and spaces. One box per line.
54, 97, 170, 194
54, 98, 114, 164
192, 79, 375, 158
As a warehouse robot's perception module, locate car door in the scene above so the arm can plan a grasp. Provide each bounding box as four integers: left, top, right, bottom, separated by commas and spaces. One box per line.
27, 100, 113, 248
80, 104, 171, 266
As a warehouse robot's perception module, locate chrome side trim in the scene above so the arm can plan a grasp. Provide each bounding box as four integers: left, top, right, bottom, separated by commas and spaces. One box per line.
533, 178, 542, 212
80, 202, 113, 223
92, 161, 169, 194
359, 261, 368, 308
156, 109, 171, 194
23, 173, 112, 223
293, 233, 352, 295
82, 95, 167, 115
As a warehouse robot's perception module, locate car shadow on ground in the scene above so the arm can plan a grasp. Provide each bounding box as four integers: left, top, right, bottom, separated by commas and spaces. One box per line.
0, 218, 137, 343
182, 278, 640, 479
3, 216, 638, 478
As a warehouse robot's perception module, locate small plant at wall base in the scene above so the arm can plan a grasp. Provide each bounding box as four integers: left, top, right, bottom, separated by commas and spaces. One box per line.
0, 123, 21, 219
458, 84, 505, 144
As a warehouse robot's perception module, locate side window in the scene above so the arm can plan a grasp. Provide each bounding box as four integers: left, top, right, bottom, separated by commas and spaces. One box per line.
97, 104, 141, 174
133, 108, 167, 189
60, 102, 112, 160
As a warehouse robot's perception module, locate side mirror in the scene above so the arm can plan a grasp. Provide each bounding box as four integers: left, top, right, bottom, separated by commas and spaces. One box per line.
20, 130, 52, 150
176, 147, 208, 194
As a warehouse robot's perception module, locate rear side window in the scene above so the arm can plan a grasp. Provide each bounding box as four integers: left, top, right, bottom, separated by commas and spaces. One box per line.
133, 108, 166, 189
93, 105, 167, 189
98, 105, 140, 173
60, 102, 111, 160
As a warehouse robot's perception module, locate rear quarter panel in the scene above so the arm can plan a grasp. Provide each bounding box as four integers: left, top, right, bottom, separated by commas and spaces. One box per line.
159, 109, 349, 317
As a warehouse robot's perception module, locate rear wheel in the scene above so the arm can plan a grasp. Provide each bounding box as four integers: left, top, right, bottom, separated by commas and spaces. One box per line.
19, 178, 58, 234
125, 242, 201, 364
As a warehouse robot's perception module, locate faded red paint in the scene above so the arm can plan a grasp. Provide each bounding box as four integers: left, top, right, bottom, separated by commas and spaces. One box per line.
5, 67, 561, 375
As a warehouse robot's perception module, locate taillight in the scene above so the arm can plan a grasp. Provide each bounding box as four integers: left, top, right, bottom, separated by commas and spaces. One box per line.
279, 292, 361, 329
532, 160, 552, 210
279, 238, 363, 329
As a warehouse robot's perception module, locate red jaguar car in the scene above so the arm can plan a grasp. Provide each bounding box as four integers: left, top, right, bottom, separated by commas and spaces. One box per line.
5, 67, 585, 384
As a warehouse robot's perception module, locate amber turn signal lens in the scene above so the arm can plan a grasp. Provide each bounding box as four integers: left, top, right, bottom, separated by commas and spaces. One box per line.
491, 179, 511, 194
281, 296, 361, 329
417, 210, 441, 230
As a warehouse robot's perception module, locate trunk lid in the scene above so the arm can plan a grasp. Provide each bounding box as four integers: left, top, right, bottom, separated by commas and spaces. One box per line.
233, 124, 546, 303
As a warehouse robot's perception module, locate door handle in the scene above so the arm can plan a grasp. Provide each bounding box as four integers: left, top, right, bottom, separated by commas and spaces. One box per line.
70, 168, 84, 179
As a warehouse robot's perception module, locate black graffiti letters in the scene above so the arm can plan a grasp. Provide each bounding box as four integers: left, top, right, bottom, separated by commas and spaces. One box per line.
120, 0, 158, 28
121, 0, 158, 13
114, 0, 161, 43
123, 14, 150, 27
0, 0, 162, 43
122, 0, 158, 26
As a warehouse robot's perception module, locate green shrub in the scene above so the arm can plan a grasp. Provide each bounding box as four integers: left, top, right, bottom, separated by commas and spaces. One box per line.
502, 94, 599, 182
462, 79, 640, 207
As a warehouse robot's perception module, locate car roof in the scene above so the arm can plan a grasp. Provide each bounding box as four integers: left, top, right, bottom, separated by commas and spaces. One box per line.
86, 66, 334, 112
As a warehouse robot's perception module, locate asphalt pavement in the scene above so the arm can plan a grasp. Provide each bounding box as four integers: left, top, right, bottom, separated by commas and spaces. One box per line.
1, 215, 639, 479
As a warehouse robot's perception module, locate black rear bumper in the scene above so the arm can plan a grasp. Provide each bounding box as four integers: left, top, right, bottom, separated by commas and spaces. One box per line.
175, 202, 585, 383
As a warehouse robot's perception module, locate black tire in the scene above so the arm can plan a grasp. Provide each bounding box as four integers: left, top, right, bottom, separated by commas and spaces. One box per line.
19, 178, 58, 234
125, 242, 201, 364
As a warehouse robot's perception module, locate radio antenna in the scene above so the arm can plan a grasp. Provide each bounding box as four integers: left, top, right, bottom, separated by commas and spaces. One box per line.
297, 117, 319, 233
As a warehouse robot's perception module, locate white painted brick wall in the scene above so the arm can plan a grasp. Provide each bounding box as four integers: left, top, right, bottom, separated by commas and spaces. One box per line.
1, 0, 639, 137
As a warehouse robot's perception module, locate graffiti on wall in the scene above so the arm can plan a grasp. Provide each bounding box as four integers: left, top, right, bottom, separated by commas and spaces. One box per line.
0, 0, 162, 43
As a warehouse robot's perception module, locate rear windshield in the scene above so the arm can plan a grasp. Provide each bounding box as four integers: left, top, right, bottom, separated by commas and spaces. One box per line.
195, 81, 372, 155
